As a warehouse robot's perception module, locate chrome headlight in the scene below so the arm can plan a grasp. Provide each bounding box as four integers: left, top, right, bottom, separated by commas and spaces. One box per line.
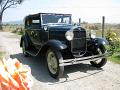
65, 30, 74, 41
90, 30, 96, 39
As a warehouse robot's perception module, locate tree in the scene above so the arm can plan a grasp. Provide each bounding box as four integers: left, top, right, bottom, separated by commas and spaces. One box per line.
0, 0, 24, 30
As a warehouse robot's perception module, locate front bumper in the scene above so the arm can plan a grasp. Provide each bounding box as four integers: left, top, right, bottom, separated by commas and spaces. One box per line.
59, 52, 111, 66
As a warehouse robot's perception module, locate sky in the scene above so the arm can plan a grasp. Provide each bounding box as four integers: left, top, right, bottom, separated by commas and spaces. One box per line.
3, 0, 120, 23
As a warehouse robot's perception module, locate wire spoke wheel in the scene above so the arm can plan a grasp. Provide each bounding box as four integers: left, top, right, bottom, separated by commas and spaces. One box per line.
93, 48, 103, 64
47, 51, 58, 74
90, 46, 107, 68
46, 48, 64, 79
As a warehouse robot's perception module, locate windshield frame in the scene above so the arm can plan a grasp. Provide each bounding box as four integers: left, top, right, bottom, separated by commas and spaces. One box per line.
40, 13, 72, 25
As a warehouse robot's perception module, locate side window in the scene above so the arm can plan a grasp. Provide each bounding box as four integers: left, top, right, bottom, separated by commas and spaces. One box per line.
25, 19, 32, 29
27, 20, 30, 27
58, 18, 62, 23
32, 20, 39, 23
63, 17, 70, 24
25, 17, 41, 29
31, 19, 40, 29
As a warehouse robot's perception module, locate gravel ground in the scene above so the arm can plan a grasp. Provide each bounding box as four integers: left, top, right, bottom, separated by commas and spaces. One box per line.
0, 31, 120, 90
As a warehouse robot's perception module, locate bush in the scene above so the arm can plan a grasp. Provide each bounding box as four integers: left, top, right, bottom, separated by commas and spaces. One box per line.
88, 24, 99, 30
106, 29, 120, 54
12, 27, 24, 35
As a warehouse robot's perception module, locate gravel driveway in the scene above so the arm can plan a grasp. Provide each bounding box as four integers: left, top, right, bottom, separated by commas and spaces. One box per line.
0, 31, 120, 90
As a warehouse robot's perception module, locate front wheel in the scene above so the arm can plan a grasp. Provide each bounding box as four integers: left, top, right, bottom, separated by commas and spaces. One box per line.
90, 46, 107, 68
46, 48, 64, 79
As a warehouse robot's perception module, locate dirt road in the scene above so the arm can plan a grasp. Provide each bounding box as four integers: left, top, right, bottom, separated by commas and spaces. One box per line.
0, 31, 120, 90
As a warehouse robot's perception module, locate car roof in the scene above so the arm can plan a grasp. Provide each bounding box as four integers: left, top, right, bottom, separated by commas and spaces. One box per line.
40, 13, 72, 15
25, 13, 72, 19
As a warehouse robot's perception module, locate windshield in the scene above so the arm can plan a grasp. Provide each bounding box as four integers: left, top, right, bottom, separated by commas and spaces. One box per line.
41, 14, 71, 25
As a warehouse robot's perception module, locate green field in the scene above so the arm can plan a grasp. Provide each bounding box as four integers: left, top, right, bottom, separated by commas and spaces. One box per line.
0, 52, 5, 59
3, 24, 24, 35
109, 55, 120, 64
108, 47, 120, 64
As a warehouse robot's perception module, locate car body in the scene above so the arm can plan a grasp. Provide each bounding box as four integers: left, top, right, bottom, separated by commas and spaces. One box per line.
20, 13, 111, 78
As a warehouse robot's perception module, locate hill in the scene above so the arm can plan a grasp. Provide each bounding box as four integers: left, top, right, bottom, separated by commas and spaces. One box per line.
3, 20, 23, 25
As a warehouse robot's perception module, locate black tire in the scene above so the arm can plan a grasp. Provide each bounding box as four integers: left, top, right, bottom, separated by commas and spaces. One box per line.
46, 48, 64, 79
22, 40, 30, 57
90, 46, 107, 68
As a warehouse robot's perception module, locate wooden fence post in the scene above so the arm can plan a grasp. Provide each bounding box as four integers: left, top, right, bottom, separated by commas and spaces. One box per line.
79, 18, 81, 26
102, 16, 105, 37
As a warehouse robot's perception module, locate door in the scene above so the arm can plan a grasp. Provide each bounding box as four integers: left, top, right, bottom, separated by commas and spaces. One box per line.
25, 17, 48, 49
32, 29, 48, 49
25, 18, 42, 49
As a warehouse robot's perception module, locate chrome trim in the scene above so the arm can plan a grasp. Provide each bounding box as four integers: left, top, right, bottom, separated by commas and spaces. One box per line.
59, 52, 111, 66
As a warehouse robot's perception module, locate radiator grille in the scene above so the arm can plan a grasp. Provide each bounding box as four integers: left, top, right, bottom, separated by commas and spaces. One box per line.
71, 30, 86, 52
74, 30, 86, 38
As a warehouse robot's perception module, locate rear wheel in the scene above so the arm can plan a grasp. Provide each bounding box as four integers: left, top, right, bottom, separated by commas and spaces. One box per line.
46, 48, 64, 79
90, 46, 107, 68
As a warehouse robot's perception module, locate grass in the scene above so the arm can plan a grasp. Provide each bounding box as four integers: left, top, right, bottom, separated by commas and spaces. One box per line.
0, 46, 6, 59
12, 30, 24, 35
108, 47, 120, 64
109, 54, 120, 64
3, 24, 24, 35
0, 52, 5, 59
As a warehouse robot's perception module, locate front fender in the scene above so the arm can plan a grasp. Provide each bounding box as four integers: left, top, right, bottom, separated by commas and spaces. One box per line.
95, 38, 109, 46
45, 40, 67, 50
87, 38, 109, 52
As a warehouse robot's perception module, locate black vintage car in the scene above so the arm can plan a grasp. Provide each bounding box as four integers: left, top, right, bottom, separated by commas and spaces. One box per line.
20, 13, 110, 78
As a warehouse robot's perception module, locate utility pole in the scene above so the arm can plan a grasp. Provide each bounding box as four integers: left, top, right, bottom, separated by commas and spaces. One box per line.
102, 16, 105, 37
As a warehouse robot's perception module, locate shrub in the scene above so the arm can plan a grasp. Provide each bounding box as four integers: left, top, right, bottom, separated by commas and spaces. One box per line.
88, 24, 99, 30
12, 27, 24, 35
106, 29, 120, 54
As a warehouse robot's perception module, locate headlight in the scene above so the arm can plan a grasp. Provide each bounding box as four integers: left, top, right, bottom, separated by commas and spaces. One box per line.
90, 30, 96, 39
65, 30, 74, 41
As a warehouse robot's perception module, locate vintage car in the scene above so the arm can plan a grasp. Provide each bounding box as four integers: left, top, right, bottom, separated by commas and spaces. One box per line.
20, 13, 110, 78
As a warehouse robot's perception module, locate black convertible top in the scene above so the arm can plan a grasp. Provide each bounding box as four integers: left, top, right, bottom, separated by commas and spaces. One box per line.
25, 13, 72, 19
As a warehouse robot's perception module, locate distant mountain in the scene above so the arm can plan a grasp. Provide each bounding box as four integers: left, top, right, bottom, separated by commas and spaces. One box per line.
3, 20, 23, 25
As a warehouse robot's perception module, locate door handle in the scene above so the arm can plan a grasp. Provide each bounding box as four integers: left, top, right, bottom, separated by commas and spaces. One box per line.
31, 31, 34, 35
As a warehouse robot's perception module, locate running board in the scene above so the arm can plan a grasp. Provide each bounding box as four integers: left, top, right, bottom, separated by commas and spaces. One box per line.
25, 48, 40, 56
59, 52, 110, 66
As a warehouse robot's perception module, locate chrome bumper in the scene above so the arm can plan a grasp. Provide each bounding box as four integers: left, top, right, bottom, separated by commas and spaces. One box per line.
59, 52, 111, 66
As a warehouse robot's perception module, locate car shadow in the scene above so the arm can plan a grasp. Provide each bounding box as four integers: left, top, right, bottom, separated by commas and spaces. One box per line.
10, 53, 104, 84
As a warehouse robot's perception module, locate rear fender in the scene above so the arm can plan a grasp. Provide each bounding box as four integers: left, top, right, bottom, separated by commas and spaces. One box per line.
20, 35, 29, 48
